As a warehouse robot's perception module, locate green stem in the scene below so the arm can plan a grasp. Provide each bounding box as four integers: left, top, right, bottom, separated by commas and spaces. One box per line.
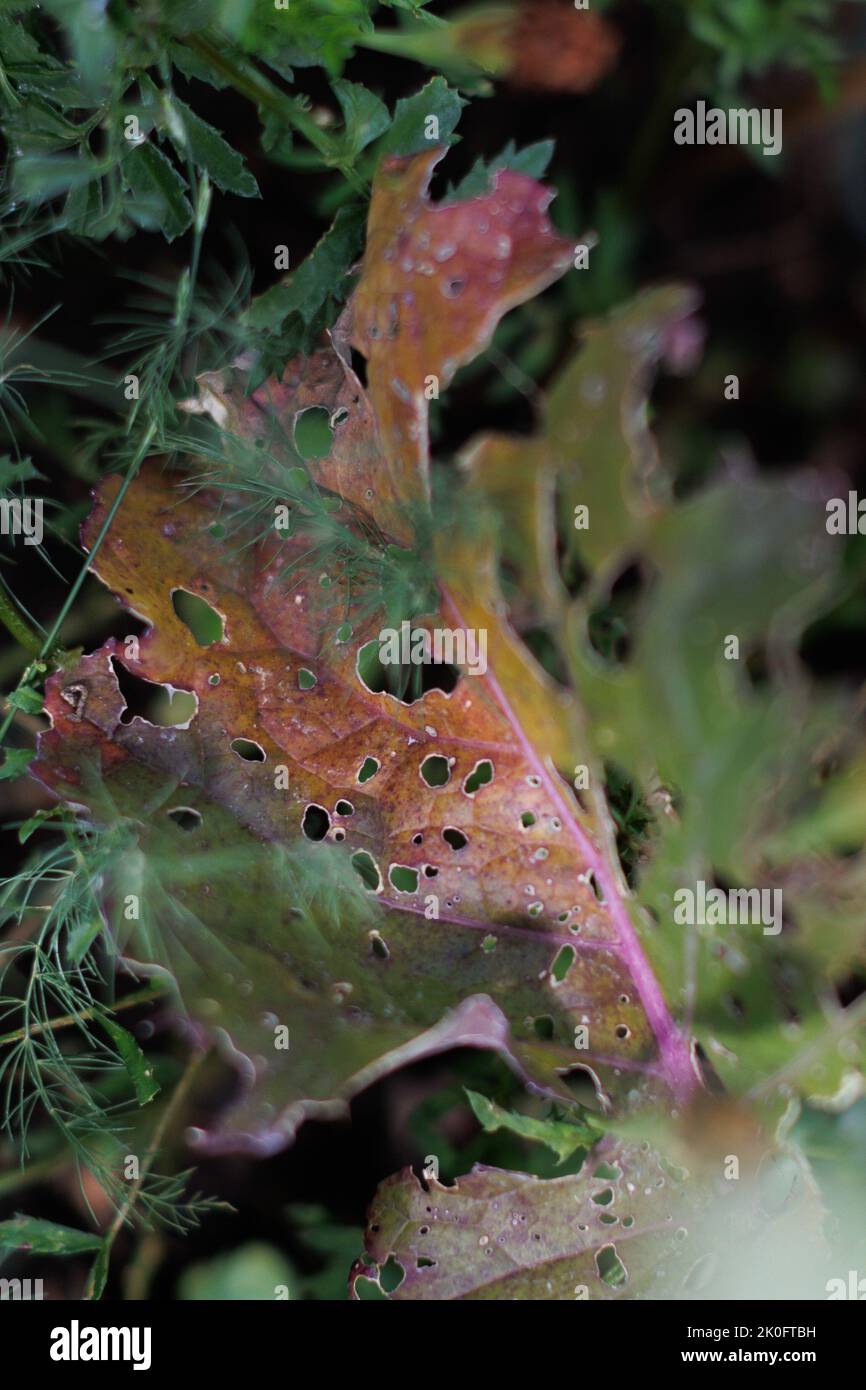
83, 1046, 207, 1300
0, 982, 166, 1048
0, 420, 156, 750
0, 580, 43, 656
184, 34, 368, 195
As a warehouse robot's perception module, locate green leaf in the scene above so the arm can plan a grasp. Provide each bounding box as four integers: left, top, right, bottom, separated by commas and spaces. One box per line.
0, 747, 33, 782
178, 1242, 295, 1300
169, 41, 230, 90
99, 1016, 160, 1104
332, 78, 390, 160
170, 98, 259, 198
12, 154, 106, 205
448, 139, 555, 200
246, 204, 365, 330
6, 686, 43, 714
87, 1239, 110, 1299
122, 142, 192, 241
18, 805, 67, 844
0, 1216, 101, 1255
377, 77, 466, 159
465, 1089, 598, 1164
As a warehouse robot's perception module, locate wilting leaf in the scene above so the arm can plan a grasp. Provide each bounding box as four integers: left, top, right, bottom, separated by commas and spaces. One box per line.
32, 153, 701, 1153
461, 286, 866, 1115
343, 146, 574, 510
350, 1138, 827, 1301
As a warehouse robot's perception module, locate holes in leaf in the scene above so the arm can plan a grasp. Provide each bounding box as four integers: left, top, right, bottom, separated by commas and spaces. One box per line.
463, 759, 493, 796
442, 827, 467, 851
595, 1244, 627, 1289
389, 864, 419, 894
558, 1064, 605, 1110
533, 1014, 554, 1041
587, 560, 651, 667
420, 754, 450, 787
615, 1024, 630, 1040
351, 850, 381, 892
111, 658, 197, 727
592, 1187, 614, 1207
416, 1257, 436, 1270
412, 833, 424, 846
350, 348, 368, 389
369, 930, 389, 960
166, 807, 201, 832
378, 1256, 405, 1294
593, 1163, 621, 1181
551, 944, 575, 983
208, 673, 220, 686
520, 811, 536, 828
423, 865, 438, 878
298, 668, 317, 690
302, 803, 330, 841
335, 800, 354, 816
231, 737, 266, 762
293, 406, 333, 459
587, 871, 604, 903
356, 637, 459, 704
171, 588, 224, 645
357, 756, 380, 783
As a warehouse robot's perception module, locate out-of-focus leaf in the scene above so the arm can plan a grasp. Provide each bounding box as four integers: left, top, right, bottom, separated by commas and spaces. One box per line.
463, 286, 865, 1116
0, 1215, 101, 1254
350, 1137, 827, 1300
465, 1087, 597, 1163
179, 1242, 295, 1300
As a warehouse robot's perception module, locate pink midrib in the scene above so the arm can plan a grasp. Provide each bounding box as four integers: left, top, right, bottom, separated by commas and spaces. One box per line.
442, 587, 697, 1104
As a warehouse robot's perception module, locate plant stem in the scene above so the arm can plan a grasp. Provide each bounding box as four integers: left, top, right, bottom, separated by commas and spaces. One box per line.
0, 419, 156, 750
183, 33, 368, 195
83, 1046, 208, 1300
0, 982, 166, 1048
0, 579, 44, 656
